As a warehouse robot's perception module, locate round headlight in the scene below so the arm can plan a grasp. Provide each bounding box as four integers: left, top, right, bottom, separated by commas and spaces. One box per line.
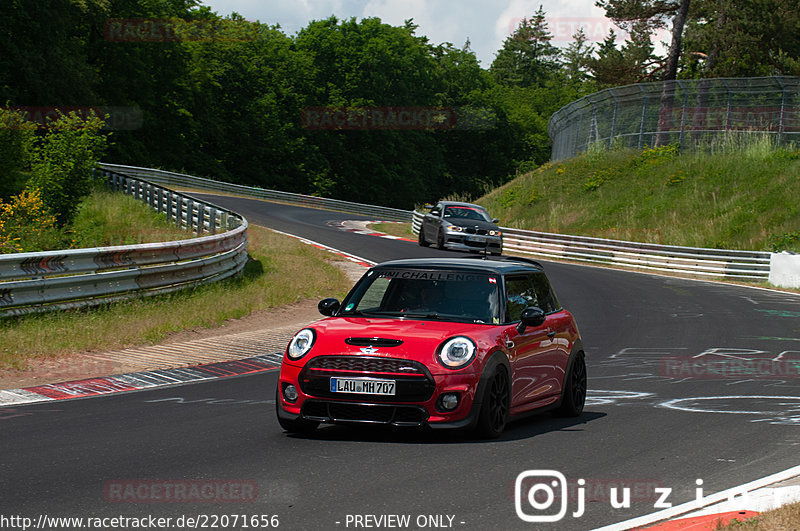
287, 328, 316, 360
489, 230, 502, 236
438, 336, 477, 369
447, 225, 463, 232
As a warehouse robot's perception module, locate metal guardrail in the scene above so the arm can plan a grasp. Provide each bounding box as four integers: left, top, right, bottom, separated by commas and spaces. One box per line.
99, 163, 413, 223
411, 211, 771, 281
549, 76, 800, 160
0, 169, 248, 317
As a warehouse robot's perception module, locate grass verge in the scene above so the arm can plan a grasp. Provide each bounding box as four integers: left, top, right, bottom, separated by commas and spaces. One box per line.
478, 141, 800, 252
0, 222, 352, 371
370, 222, 414, 239
68, 188, 193, 247
716, 500, 800, 529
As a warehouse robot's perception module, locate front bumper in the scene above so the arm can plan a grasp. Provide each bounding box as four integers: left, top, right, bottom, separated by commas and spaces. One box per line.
276, 358, 484, 429
442, 233, 502, 253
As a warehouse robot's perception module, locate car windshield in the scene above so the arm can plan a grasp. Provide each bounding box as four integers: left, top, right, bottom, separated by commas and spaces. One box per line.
442, 205, 491, 222
339, 269, 501, 324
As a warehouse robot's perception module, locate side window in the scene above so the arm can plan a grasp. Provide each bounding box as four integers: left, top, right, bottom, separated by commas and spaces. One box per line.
504, 276, 539, 322
531, 273, 560, 313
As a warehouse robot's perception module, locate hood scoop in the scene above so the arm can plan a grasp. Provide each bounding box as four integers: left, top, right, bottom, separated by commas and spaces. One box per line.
345, 337, 403, 348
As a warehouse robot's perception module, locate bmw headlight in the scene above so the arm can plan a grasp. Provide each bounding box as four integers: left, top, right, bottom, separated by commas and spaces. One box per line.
287, 328, 316, 360
446, 224, 463, 232
489, 230, 502, 236
438, 336, 477, 369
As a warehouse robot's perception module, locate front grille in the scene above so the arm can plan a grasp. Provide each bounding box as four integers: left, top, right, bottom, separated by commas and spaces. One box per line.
464, 227, 489, 235
466, 240, 501, 248
344, 337, 403, 347
300, 356, 435, 402
306, 356, 426, 375
302, 400, 428, 426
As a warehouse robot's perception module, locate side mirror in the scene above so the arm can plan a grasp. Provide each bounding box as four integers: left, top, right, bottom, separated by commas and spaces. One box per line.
516, 307, 546, 334
492, 218, 499, 223
430, 209, 440, 217
318, 298, 340, 317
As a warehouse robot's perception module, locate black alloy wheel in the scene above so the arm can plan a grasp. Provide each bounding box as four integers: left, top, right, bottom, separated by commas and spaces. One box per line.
477, 366, 509, 438
556, 352, 586, 417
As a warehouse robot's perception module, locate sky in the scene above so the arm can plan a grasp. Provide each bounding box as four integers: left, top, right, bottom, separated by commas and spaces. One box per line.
197, 0, 641, 67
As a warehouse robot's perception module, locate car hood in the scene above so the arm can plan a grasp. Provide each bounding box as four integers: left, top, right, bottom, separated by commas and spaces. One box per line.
444, 218, 498, 231
295, 317, 501, 374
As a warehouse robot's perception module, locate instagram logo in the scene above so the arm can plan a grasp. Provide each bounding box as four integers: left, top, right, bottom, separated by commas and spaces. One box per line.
514, 470, 569, 522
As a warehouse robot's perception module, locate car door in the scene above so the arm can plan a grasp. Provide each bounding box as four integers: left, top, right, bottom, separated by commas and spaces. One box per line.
502, 274, 564, 412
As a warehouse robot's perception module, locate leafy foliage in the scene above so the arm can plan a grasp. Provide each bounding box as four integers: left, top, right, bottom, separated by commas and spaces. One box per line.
0, 1, 797, 212
0, 188, 61, 253
0, 108, 36, 200
27, 111, 107, 225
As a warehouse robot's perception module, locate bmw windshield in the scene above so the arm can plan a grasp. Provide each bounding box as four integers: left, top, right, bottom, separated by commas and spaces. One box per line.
338, 268, 501, 324
443, 205, 492, 222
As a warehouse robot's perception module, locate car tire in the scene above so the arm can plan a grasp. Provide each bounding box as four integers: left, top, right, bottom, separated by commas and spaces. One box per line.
556, 351, 586, 417
436, 229, 446, 250
476, 365, 510, 438
418, 227, 429, 247
276, 388, 319, 434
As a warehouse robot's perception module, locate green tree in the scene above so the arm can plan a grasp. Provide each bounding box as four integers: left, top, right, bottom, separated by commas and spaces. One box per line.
563, 28, 595, 85
682, 0, 800, 76
0, 0, 107, 105
596, 0, 691, 82
0, 109, 36, 200
490, 6, 561, 87
588, 26, 658, 87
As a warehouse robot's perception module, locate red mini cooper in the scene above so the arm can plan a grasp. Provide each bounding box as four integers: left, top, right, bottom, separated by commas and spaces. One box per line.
276, 256, 586, 438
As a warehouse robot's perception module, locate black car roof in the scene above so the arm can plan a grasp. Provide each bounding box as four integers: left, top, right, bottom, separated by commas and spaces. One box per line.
371, 256, 544, 275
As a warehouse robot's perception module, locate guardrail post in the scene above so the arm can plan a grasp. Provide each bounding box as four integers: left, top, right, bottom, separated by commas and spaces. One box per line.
209, 208, 217, 234
181, 197, 188, 229
155, 187, 162, 214
196, 203, 203, 236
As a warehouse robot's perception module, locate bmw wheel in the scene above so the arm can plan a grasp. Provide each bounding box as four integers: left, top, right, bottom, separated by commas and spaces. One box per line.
418, 227, 429, 247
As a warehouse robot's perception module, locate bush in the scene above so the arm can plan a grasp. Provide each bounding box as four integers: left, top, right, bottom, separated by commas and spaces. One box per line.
27, 111, 107, 225
0, 188, 62, 253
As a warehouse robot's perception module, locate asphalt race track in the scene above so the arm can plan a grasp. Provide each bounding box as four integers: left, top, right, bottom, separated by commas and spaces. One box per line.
3, 194, 800, 530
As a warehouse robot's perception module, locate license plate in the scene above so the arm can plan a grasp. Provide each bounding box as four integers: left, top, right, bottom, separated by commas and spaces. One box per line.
330, 377, 396, 396
468, 235, 487, 243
